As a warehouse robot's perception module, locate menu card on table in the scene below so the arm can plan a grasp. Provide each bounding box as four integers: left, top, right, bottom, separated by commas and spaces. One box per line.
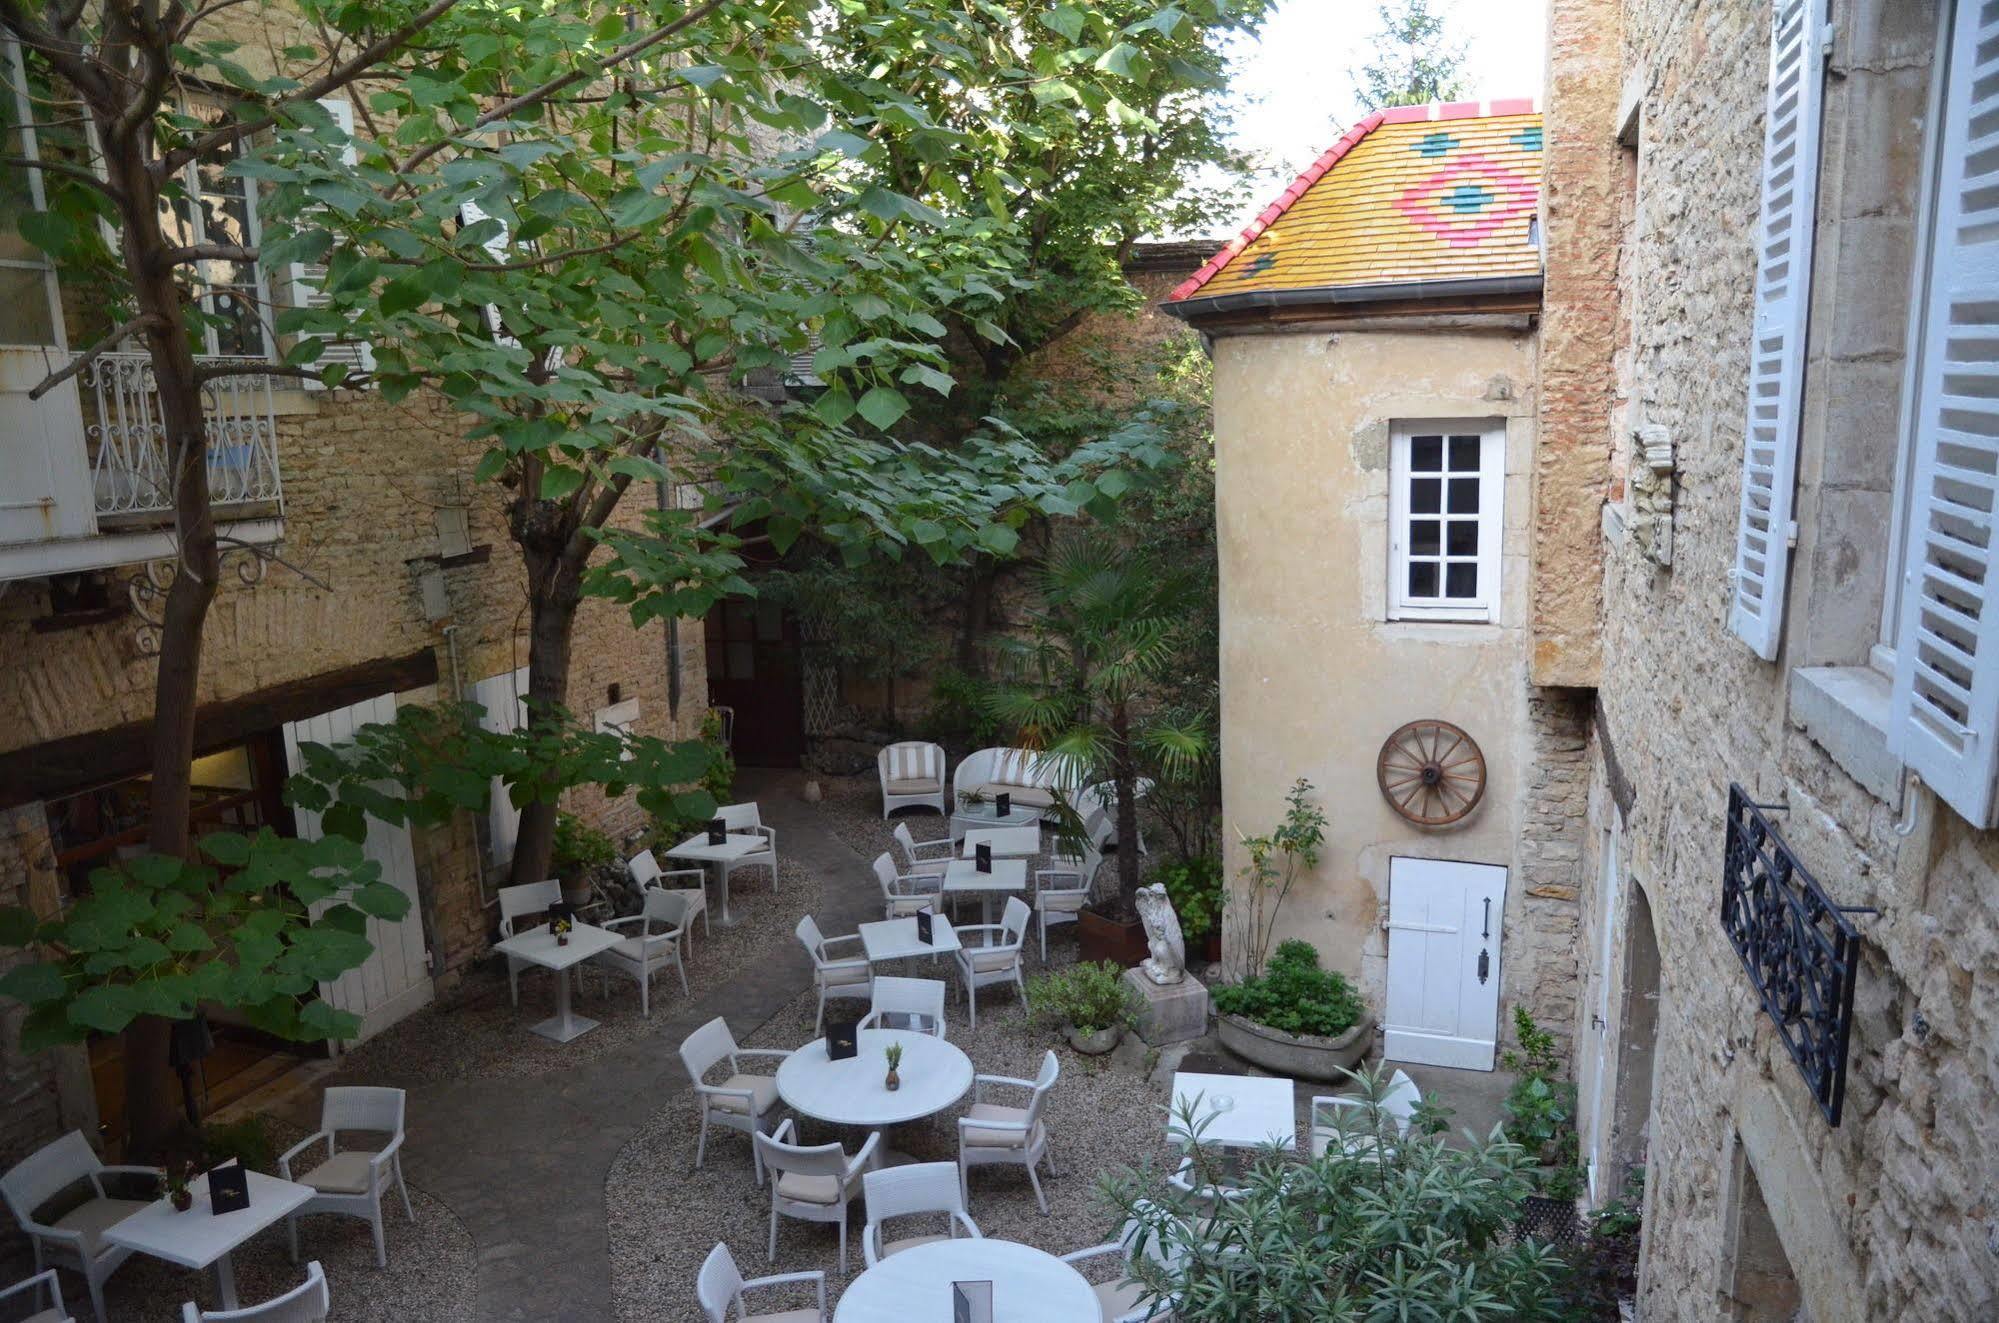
995, 792, 1011, 818
826, 1017, 859, 1060
208, 1161, 250, 1214
953, 1281, 993, 1323
705, 818, 728, 845
975, 842, 992, 874
916, 908, 934, 945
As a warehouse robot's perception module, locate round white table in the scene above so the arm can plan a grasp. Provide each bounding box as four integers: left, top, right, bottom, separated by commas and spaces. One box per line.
776, 1028, 973, 1127
833, 1238, 1100, 1322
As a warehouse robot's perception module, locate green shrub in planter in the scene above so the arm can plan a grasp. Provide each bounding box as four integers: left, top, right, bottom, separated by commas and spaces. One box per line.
1211, 939, 1363, 1038
1151, 855, 1223, 945
551, 810, 617, 879
1026, 961, 1140, 1036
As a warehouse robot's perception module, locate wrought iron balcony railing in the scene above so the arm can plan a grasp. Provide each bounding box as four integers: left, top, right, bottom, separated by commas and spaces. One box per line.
80, 351, 282, 521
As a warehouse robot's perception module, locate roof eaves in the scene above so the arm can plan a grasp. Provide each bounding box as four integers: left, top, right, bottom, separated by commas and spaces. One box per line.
1160, 273, 1545, 323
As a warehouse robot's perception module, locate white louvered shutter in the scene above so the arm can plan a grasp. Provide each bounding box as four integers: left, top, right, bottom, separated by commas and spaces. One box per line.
286, 97, 373, 385
1890, 0, 1999, 827
457, 200, 518, 347
1728, 0, 1828, 660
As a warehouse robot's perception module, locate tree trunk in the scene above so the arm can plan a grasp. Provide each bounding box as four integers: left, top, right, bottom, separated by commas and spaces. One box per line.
1111, 703, 1142, 910
508, 552, 584, 889
955, 559, 998, 674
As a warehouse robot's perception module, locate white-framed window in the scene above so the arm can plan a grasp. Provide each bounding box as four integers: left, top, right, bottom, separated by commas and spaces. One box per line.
1387, 420, 1505, 624
1, 37, 65, 350
160, 94, 274, 360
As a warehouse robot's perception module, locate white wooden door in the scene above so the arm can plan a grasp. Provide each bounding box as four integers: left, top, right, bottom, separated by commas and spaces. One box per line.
1384, 857, 1507, 1070
1579, 820, 1622, 1203
282, 694, 433, 1045
469, 666, 530, 865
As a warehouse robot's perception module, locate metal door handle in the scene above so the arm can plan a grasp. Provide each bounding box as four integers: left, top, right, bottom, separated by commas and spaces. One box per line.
1481, 898, 1491, 939
1477, 947, 1490, 985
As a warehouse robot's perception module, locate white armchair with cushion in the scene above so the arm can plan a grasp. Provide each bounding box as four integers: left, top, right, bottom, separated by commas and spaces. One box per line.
795, 915, 872, 1035
951, 896, 1029, 1029
496, 879, 563, 1007
1309, 1070, 1422, 1160
753, 1120, 879, 1274
1, 1269, 72, 1323
859, 1162, 981, 1267
280, 1086, 413, 1268
181, 1262, 328, 1323
891, 823, 954, 879
627, 848, 709, 947
681, 1017, 790, 1184
951, 747, 1080, 811
1061, 1206, 1189, 1323
590, 887, 690, 1016
718, 802, 780, 894
878, 741, 949, 818
872, 853, 942, 922
858, 976, 948, 1038
957, 1048, 1060, 1214
697, 1242, 825, 1323
0, 1131, 158, 1323
1035, 809, 1113, 960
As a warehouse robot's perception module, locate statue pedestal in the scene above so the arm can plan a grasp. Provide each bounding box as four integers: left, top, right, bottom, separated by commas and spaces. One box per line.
1122, 969, 1210, 1046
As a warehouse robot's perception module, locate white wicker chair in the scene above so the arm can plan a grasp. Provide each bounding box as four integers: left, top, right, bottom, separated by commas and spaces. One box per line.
1061, 1206, 1189, 1323
877, 741, 948, 818
279, 1086, 413, 1269
696, 1243, 826, 1323
0, 1131, 158, 1323
890, 823, 954, 879
952, 896, 1029, 1029
957, 1049, 1060, 1214
1034, 809, 1112, 960
181, 1262, 328, 1323
718, 802, 780, 894
1310, 1070, 1422, 1160
753, 1120, 880, 1274
627, 848, 709, 947
795, 915, 872, 1035
680, 1017, 790, 1185
859, 1162, 982, 1267
1, 1269, 71, 1323
589, 888, 690, 1016
872, 852, 942, 921
858, 976, 948, 1038
496, 879, 563, 1007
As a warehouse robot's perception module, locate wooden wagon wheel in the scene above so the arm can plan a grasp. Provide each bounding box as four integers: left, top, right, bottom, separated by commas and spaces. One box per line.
1376, 720, 1486, 826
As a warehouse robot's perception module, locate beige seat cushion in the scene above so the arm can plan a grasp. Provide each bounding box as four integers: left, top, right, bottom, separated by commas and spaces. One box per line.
1094, 1276, 1146, 1320
967, 948, 1018, 973
299, 1149, 381, 1196
610, 933, 675, 962
53, 1196, 152, 1258
880, 1231, 947, 1258
974, 782, 1055, 808
888, 896, 933, 916
775, 1170, 842, 1205
707, 1074, 779, 1116
820, 961, 871, 987
961, 1102, 1044, 1149
1037, 890, 1087, 913
22, 1309, 67, 1323
745, 1310, 822, 1323
884, 777, 941, 795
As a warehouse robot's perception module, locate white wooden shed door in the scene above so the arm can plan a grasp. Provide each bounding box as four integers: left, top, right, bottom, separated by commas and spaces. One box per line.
468, 666, 529, 865
1384, 857, 1507, 1070
282, 694, 433, 1045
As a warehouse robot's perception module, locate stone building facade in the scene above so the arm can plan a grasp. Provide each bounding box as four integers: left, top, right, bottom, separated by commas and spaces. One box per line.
1562, 0, 1999, 1317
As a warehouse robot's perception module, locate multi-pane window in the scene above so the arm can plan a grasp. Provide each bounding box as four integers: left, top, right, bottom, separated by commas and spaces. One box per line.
160, 98, 271, 359
1388, 421, 1505, 623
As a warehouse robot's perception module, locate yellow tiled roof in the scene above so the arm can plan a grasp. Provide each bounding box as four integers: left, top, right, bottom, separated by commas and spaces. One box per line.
1170, 102, 1544, 304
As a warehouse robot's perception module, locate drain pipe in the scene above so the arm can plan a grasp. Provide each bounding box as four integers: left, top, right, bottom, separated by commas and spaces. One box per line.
656, 456, 682, 724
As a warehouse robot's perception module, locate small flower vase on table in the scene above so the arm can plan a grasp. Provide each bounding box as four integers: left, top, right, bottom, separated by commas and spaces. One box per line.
554, 917, 571, 948
884, 1042, 903, 1092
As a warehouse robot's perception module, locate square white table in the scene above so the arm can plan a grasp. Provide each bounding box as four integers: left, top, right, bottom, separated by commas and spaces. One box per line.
949, 800, 1043, 844
959, 825, 1041, 859
942, 857, 1027, 927
859, 913, 962, 963
1170, 1071, 1298, 1150
492, 921, 624, 1041
666, 833, 769, 925
105, 1169, 314, 1310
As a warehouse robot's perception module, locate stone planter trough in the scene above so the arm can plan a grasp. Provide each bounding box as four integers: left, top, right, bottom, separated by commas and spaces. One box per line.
1215, 1010, 1374, 1081
1062, 1022, 1123, 1055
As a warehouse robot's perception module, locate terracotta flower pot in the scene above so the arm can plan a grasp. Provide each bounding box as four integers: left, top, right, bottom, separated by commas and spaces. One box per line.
170, 1189, 193, 1213
885, 1069, 901, 1092
1077, 909, 1148, 967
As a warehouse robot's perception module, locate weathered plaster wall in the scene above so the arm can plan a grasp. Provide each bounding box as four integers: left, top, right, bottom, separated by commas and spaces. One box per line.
1582, 0, 1999, 1317
1211, 324, 1580, 1055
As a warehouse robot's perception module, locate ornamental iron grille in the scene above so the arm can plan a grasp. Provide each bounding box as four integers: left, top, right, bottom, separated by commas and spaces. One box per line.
1719, 783, 1868, 1126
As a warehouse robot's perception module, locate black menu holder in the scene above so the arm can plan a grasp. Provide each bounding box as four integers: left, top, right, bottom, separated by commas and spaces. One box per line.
705, 818, 727, 846
953, 1281, 993, 1323
548, 901, 575, 929
975, 842, 992, 874
995, 792, 1011, 818
826, 1017, 859, 1060
916, 908, 934, 945
208, 1161, 249, 1215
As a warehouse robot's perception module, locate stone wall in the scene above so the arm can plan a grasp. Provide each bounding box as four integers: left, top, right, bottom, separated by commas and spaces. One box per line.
1576, 0, 1999, 1317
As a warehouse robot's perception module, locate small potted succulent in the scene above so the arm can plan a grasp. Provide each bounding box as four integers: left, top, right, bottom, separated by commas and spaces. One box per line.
163, 1161, 195, 1213
1026, 960, 1140, 1055
553, 915, 572, 948
884, 1042, 904, 1092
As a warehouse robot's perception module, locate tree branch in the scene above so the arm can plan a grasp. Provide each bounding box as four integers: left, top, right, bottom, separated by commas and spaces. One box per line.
192, 360, 369, 386
29, 314, 163, 399
165, 242, 259, 265
157, 0, 461, 176
0, 153, 119, 198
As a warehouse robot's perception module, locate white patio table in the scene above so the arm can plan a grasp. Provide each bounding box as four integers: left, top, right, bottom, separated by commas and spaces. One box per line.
949, 799, 1044, 845
104, 1169, 313, 1311
776, 1028, 973, 1130
492, 921, 624, 1042
1170, 1070, 1298, 1150
859, 914, 962, 964
833, 1237, 1099, 1322
942, 857, 1027, 927
665, 832, 768, 926
959, 826, 1042, 859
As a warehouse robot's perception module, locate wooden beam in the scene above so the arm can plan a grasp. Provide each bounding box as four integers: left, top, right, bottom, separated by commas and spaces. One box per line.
0, 649, 440, 809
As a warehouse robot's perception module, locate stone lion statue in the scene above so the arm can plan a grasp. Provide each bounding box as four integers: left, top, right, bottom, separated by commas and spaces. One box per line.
1134, 884, 1187, 986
